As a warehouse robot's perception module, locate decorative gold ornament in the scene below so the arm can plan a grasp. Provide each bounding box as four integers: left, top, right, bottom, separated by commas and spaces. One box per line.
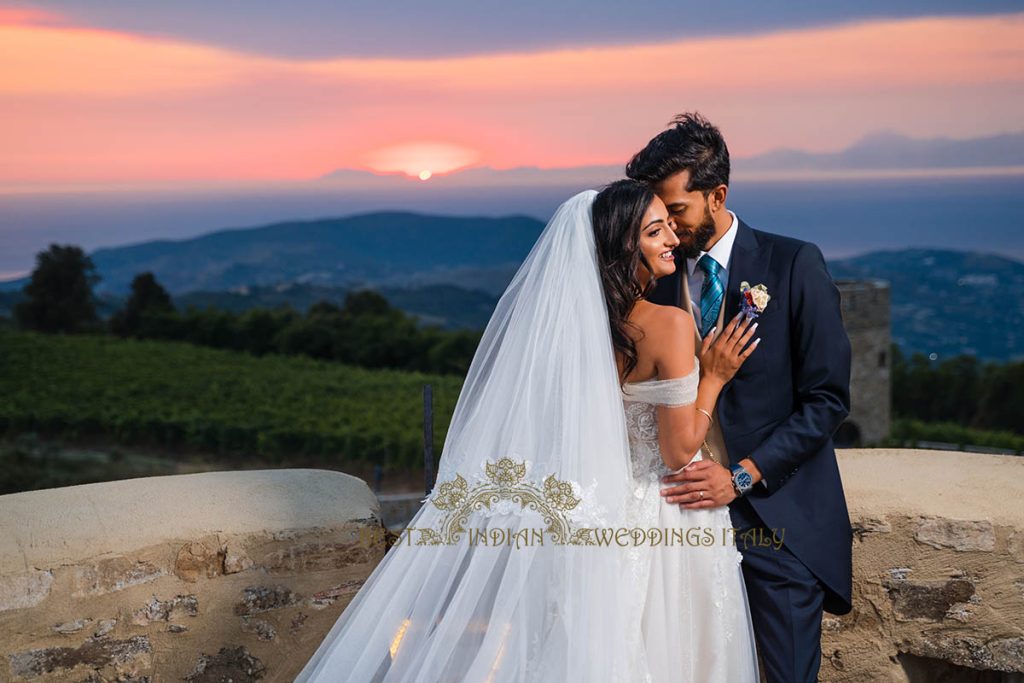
422, 457, 596, 545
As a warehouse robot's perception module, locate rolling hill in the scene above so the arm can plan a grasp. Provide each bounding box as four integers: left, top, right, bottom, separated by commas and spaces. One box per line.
0, 212, 544, 297
2, 206, 1022, 360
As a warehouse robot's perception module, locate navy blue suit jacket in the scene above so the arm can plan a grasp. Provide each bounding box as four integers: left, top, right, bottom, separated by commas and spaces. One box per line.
648, 218, 854, 615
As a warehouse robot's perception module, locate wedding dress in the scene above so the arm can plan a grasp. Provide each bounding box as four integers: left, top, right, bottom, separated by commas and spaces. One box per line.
621, 362, 760, 681
294, 189, 757, 682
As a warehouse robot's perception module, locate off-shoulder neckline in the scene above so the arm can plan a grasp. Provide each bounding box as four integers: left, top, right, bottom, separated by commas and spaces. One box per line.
621, 359, 699, 387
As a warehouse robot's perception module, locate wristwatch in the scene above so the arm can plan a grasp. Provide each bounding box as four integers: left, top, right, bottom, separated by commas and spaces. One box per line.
729, 463, 754, 497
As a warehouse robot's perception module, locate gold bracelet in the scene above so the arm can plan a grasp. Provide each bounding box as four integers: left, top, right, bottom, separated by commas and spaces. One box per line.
697, 408, 713, 425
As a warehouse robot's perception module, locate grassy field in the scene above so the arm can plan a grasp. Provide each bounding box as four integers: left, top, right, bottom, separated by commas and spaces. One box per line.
888, 418, 1024, 453
0, 329, 463, 493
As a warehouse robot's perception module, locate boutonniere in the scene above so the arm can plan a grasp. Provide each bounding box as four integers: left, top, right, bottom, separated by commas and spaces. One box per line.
739, 281, 770, 319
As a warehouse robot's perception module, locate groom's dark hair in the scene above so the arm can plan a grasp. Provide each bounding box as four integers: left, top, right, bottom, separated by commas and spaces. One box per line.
625, 112, 730, 192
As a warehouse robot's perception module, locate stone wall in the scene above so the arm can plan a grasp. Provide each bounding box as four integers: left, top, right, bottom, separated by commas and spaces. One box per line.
825, 448, 1024, 681
2, 450, 1022, 681
0, 469, 385, 682
837, 280, 892, 446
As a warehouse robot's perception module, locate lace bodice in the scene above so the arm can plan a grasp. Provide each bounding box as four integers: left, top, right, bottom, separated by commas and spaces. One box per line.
618, 357, 749, 665
621, 359, 700, 483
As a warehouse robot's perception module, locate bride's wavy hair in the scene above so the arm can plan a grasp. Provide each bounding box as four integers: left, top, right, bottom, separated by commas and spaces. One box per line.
592, 178, 658, 386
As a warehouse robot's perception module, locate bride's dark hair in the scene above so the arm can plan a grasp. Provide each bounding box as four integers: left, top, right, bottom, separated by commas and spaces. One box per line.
592, 178, 658, 387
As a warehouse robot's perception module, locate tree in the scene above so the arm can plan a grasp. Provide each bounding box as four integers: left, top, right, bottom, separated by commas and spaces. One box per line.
109, 272, 175, 337
343, 290, 391, 317
427, 330, 482, 375
239, 306, 296, 356
975, 361, 1024, 433
308, 300, 344, 319
275, 318, 338, 360
15, 244, 101, 333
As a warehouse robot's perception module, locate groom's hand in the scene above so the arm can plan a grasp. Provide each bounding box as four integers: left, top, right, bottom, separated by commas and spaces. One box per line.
659, 460, 737, 509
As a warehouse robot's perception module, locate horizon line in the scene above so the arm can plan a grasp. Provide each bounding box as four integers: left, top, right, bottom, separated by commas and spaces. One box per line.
1, 165, 1023, 197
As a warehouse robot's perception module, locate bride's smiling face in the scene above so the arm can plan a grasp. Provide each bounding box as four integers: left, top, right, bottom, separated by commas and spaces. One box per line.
636, 195, 680, 282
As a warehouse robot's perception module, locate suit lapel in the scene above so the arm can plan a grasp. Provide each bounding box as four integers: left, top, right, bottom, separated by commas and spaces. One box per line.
724, 220, 770, 324
718, 220, 771, 406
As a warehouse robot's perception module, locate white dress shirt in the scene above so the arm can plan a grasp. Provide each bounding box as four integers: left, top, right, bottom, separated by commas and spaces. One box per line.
687, 210, 739, 330
686, 210, 767, 487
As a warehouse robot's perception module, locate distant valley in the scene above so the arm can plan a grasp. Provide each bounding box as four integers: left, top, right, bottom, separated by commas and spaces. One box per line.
829, 249, 1023, 361
1, 211, 1021, 362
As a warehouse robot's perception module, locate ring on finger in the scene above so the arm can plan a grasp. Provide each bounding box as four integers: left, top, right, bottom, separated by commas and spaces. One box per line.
698, 490, 705, 500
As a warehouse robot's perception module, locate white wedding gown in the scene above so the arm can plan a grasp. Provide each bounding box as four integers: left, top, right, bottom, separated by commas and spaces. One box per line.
293, 192, 759, 682
621, 357, 760, 682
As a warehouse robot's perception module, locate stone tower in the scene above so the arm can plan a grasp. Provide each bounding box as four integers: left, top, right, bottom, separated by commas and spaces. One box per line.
835, 279, 891, 447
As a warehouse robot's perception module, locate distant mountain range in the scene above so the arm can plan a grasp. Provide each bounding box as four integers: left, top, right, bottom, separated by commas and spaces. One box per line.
0, 209, 1021, 361
741, 131, 1024, 173
0, 212, 544, 298
314, 131, 1024, 188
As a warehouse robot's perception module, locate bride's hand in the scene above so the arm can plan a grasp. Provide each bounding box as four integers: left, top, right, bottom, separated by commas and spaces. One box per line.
698, 312, 760, 384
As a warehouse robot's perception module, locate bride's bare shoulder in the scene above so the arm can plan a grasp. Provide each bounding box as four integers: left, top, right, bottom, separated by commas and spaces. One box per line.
631, 301, 695, 341
623, 302, 696, 377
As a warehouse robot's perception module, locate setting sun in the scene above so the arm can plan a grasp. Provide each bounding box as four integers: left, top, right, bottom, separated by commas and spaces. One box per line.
363, 142, 479, 178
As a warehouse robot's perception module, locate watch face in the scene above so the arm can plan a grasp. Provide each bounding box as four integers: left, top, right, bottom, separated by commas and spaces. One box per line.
736, 471, 753, 489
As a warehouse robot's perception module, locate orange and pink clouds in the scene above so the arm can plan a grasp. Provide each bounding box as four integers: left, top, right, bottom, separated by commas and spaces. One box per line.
0, 6, 58, 25
1, 7, 1022, 186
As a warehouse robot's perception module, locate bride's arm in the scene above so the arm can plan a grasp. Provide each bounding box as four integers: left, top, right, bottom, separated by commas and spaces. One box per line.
653, 309, 757, 470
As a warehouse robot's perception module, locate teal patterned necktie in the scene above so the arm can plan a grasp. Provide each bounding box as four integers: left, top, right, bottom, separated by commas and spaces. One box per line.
697, 254, 724, 338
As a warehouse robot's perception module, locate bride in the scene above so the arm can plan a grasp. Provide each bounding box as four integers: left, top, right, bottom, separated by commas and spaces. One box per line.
295, 182, 760, 681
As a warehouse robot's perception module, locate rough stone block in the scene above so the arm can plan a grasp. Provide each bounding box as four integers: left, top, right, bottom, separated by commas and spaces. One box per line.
886, 576, 976, 621
174, 536, 226, 583
223, 543, 255, 575
234, 585, 302, 616
131, 594, 199, 626
0, 570, 54, 611
905, 635, 1024, 674
240, 616, 277, 641
72, 557, 164, 597
914, 517, 995, 552
93, 619, 117, 638
8, 635, 151, 679
851, 516, 892, 539
52, 617, 92, 635
261, 540, 376, 574
185, 646, 266, 682
1008, 530, 1024, 564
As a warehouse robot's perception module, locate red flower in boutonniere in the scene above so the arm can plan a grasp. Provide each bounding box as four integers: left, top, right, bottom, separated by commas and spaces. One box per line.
739, 281, 770, 319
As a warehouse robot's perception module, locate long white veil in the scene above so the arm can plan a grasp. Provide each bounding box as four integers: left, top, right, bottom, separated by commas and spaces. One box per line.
295, 190, 646, 681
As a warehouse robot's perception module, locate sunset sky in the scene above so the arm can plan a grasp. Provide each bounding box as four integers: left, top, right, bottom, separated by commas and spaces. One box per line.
1, 1, 1023, 187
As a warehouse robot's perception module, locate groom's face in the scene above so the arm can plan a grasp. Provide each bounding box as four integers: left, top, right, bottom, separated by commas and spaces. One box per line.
654, 170, 716, 260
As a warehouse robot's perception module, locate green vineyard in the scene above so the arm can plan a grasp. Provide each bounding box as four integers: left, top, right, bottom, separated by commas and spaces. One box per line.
0, 329, 463, 469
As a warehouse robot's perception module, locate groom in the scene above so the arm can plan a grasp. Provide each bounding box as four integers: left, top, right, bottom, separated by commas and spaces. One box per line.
627, 113, 853, 683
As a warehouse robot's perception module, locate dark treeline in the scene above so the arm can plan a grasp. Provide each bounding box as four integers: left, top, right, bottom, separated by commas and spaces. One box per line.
10, 244, 1024, 431
891, 345, 1023, 436
12, 243, 481, 375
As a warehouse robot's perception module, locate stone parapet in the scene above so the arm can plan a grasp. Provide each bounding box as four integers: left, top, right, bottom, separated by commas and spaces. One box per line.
2, 450, 1022, 680
825, 448, 1024, 681
0, 469, 384, 682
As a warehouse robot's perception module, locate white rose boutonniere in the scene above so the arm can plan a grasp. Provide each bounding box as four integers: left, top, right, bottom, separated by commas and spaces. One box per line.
739, 281, 770, 319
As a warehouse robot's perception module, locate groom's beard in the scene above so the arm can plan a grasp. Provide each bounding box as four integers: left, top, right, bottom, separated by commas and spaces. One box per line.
678, 207, 717, 259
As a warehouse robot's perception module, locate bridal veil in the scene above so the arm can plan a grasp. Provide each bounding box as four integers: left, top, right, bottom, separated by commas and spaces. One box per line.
295, 189, 646, 681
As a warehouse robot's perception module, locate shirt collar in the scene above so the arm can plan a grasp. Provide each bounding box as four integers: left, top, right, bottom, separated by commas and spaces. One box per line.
687, 210, 738, 277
